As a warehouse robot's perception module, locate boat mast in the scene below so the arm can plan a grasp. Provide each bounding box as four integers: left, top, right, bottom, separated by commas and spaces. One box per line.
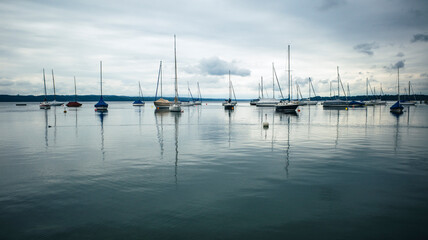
74, 76, 77, 102
272, 62, 275, 99
138, 81, 142, 99
52, 69, 56, 101
397, 67, 400, 103
329, 80, 332, 99
229, 70, 231, 99
197, 82, 201, 100
309, 78, 311, 101
258, 82, 261, 99
160, 61, 163, 98
100, 61, 103, 97
174, 35, 178, 104
337, 66, 340, 99
288, 45, 291, 101
43, 68, 47, 101
261, 76, 264, 98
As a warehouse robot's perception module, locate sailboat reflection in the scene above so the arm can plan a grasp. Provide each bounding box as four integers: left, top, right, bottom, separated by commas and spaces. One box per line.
392, 112, 400, 152
98, 112, 106, 161
154, 109, 168, 159
335, 110, 339, 148
284, 115, 291, 178
44, 109, 49, 148
171, 112, 180, 183
227, 109, 233, 147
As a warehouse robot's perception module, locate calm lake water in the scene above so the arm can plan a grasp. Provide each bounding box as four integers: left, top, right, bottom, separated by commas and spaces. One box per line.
1, 101, 428, 239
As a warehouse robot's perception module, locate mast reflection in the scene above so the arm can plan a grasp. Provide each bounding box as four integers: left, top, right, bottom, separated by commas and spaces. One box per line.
171, 111, 180, 184
155, 109, 168, 159
98, 112, 106, 161
44, 109, 49, 148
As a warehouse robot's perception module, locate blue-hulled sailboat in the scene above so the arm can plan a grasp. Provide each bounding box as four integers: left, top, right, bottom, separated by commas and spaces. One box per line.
390, 66, 403, 114
133, 81, 145, 106
95, 61, 108, 111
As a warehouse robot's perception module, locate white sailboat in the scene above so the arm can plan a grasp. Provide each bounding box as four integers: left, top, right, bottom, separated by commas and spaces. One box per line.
169, 35, 182, 112
50, 69, 64, 106
300, 77, 318, 105
256, 63, 280, 107
40, 68, 51, 109
401, 81, 417, 105
276, 45, 299, 112
154, 61, 172, 109
323, 66, 349, 108
181, 82, 195, 107
223, 71, 237, 110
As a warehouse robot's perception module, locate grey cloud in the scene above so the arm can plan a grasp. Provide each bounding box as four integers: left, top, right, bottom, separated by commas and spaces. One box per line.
192, 57, 251, 77
353, 42, 379, 56
384, 60, 405, 71
0, 79, 14, 86
396, 52, 404, 57
411, 33, 428, 43
394, 60, 405, 69
318, 79, 330, 84
319, 0, 346, 11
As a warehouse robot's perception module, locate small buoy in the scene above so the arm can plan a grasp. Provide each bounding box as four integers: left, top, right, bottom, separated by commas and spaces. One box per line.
263, 113, 269, 128
345, 107, 348, 110
297, 109, 300, 112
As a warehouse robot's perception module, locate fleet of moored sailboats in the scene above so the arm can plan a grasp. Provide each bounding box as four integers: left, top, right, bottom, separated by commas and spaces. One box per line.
36, 37, 422, 116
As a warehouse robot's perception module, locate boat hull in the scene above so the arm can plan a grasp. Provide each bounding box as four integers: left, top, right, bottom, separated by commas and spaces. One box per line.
66, 102, 82, 107
323, 100, 349, 108
275, 102, 298, 112
169, 104, 182, 112
400, 101, 416, 106
50, 101, 64, 106
224, 103, 235, 110
154, 98, 172, 108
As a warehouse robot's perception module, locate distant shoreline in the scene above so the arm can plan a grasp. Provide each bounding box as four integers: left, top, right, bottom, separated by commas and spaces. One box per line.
1, 94, 427, 102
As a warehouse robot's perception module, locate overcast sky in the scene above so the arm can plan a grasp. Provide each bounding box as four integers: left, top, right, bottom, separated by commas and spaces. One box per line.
1, 0, 427, 99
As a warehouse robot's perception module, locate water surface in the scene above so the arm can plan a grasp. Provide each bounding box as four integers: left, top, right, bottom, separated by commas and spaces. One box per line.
1, 102, 427, 239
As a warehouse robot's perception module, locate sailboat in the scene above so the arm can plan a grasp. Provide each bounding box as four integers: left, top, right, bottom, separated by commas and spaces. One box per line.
194, 82, 202, 105
223, 71, 237, 110
169, 35, 181, 112
49, 70, 64, 106
256, 63, 280, 107
276, 45, 299, 112
40, 68, 51, 109
250, 82, 261, 105
94, 61, 108, 111
66, 76, 82, 107
181, 82, 195, 107
390, 67, 404, 114
300, 78, 318, 105
323, 66, 349, 108
133, 81, 145, 106
154, 61, 171, 109
401, 81, 417, 105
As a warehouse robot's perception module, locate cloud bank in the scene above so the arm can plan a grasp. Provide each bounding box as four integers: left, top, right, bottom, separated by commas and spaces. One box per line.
353, 42, 379, 56
411, 33, 428, 43
191, 57, 251, 77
